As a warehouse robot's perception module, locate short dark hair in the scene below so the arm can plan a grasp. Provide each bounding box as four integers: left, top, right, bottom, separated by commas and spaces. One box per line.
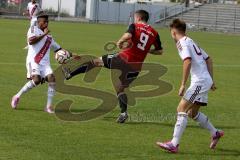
135, 10, 149, 22
37, 14, 49, 20
169, 19, 186, 33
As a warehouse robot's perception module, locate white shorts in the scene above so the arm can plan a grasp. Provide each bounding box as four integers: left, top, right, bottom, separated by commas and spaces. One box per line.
26, 61, 53, 79
184, 82, 212, 106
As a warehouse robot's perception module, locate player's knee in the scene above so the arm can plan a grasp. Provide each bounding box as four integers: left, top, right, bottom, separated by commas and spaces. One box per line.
116, 85, 125, 94
32, 75, 41, 85
93, 58, 104, 67
177, 104, 186, 113
188, 105, 200, 119
177, 99, 193, 113
46, 74, 55, 82
177, 107, 184, 113
187, 110, 197, 119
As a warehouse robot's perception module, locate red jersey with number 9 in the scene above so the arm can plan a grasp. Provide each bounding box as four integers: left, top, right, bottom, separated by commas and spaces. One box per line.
119, 23, 162, 64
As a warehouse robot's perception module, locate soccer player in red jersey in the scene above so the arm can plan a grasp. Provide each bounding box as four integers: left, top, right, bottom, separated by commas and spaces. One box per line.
62, 10, 163, 123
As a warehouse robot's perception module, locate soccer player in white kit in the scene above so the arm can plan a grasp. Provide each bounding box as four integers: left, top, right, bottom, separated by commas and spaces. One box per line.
11, 15, 62, 114
23, 0, 43, 27
156, 19, 224, 153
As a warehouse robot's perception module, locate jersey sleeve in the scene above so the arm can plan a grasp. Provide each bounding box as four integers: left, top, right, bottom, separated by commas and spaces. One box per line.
27, 26, 37, 42
126, 23, 135, 35
178, 42, 192, 61
201, 48, 209, 60
51, 39, 61, 52
153, 33, 163, 50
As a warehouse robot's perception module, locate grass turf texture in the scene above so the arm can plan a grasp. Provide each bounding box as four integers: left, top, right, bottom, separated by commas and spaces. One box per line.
0, 19, 239, 160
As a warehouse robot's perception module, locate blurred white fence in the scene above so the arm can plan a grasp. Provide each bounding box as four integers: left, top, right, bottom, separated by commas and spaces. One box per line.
0, 0, 185, 25
86, 0, 183, 24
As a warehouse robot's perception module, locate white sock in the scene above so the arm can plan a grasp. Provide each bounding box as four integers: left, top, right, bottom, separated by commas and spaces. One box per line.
46, 83, 56, 108
193, 112, 217, 136
171, 112, 188, 147
16, 80, 36, 97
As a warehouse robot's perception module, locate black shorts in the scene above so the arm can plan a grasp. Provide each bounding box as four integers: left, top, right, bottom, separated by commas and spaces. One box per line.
102, 54, 139, 87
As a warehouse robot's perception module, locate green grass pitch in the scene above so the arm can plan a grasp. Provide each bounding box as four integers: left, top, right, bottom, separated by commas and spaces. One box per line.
0, 19, 239, 160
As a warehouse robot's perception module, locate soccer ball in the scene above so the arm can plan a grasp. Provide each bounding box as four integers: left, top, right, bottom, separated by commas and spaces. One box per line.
55, 50, 71, 64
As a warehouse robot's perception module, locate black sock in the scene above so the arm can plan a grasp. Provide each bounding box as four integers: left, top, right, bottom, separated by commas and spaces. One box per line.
70, 60, 95, 77
118, 93, 128, 113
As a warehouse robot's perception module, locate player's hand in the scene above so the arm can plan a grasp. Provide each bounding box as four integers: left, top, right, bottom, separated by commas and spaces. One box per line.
23, 12, 26, 16
178, 85, 185, 96
211, 82, 217, 91
117, 41, 123, 49
44, 28, 50, 35
118, 41, 132, 50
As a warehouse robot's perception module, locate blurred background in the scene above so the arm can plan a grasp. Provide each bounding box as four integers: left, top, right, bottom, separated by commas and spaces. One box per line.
0, 0, 239, 32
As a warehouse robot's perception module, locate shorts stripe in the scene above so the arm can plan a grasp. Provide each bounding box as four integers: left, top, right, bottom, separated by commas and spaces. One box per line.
189, 86, 201, 103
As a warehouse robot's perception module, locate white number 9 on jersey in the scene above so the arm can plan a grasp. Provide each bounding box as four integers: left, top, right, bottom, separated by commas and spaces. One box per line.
137, 32, 149, 51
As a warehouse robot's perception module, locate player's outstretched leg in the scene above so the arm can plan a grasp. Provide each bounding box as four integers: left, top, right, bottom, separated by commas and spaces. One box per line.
62, 58, 103, 80
44, 74, 56, 114
11, 75, 41, 109
189, 109, 224, 149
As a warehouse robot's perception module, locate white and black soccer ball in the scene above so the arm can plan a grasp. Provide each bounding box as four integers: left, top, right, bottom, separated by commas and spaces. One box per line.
55, 49, 71, 64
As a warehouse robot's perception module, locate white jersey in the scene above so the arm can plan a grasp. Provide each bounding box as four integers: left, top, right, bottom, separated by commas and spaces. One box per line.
27, 2, 42, 20
27, 26, 61, 65
176, 36, 212, 84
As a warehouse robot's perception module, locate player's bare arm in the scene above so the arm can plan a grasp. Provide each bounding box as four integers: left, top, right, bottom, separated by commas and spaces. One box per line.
117, 33, 132, 49
179, 58, 191, 96
29, 28, 50, 45
205, 57, 216, 90
149, 34, 163, 55
149, 49, 163, 55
